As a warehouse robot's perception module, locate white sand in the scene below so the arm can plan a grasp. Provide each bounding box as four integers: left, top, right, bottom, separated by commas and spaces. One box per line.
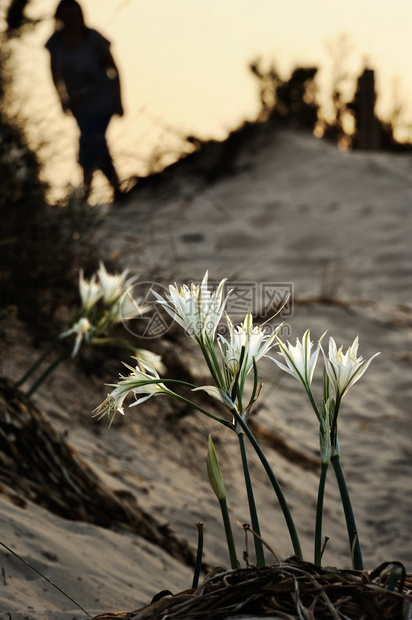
1, 128, 411, 619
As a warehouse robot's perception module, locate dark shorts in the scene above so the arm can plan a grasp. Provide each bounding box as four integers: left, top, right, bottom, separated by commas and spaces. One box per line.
76, 111, 113, 170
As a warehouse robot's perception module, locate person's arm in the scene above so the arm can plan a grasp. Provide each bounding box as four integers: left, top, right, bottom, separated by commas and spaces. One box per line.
103, 49, 124, 116
50, 58, 71, 114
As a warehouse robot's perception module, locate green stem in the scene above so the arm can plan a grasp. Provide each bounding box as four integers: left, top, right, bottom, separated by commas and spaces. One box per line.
199, 346, 226, 393
89, 337, 141, 353
246, 358, 259, 411
25, 348, 71, 398
231, 408, 303, 560
314, 462, 329, 565
330, 396, 342, 450
207, 340, 226, 389
230, 346, 246, 406
170, 390, 235, 430
219, 497, 238, 569
237, 431, 265, 567
192, 522, 204, 589
331, 454, 363, 570
125, 378, 236, 430
16, 338, 60, 386
305, 385, 322, 423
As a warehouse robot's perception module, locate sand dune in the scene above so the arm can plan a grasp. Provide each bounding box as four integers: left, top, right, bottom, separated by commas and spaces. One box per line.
1, 127, 411, 619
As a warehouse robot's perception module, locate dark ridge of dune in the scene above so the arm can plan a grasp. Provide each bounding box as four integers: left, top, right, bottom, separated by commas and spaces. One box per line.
0, 377, 199, 570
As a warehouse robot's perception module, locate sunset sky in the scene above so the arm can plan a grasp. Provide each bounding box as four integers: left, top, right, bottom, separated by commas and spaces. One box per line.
10, 0, 412, 197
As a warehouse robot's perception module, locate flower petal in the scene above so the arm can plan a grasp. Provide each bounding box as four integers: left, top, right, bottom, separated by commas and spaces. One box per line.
153, 271, 230, 343
323, 336, 380, 399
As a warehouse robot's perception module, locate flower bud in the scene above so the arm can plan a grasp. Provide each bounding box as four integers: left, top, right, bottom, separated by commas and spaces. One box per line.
206, 435, 226, 502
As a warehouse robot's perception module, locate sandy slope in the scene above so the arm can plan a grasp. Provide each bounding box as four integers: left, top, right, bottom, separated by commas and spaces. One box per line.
1, 128, 411, 619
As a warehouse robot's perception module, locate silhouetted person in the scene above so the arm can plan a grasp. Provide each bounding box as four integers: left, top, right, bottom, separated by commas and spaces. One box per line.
45, 0, 124, 201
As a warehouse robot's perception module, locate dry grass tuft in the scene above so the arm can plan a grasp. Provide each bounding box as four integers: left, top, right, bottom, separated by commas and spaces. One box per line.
91, 558, 412, 620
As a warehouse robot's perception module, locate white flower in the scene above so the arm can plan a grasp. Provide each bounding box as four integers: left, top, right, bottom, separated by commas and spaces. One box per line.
270, 330, 326, 389
93, 359, 172, 425
323, 336, 380, 400
61, 317, 92, 356
134, 349, 166, 375
219, 313, 282, 391
109, 290, 150, 324
97, 262, 129, 306
79, 270, 102, 311
153, 271, 230, 344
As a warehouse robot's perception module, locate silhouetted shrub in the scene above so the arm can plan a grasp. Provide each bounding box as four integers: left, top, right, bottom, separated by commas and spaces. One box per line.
250, 60, 319, 130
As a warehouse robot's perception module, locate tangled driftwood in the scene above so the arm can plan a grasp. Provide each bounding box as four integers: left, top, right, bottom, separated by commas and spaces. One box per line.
0, 377, 197, 568
91, 558, 412, 620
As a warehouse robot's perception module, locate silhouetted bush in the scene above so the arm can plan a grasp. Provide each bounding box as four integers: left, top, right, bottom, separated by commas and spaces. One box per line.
250, 60, 319, 130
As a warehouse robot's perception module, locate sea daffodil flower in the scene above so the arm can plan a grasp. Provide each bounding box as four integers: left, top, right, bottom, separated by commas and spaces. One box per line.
323, 336, 380, 401
271, 330, 326, 390
97, 261, 129, 306
93, 359, 174, 425
60, 316, 92, 356
219, 313, 282, 395
153, 271, 230, 345
269, 330, 327, 420
133, 349, 166, 375
79, 270, 102, 311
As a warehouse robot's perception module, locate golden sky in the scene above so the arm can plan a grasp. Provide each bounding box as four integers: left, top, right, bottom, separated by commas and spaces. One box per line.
11, 0, 412, 197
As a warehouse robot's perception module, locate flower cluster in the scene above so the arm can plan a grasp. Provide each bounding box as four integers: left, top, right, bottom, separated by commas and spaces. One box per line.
273, 330, 380, 461
94, 358, 171, 426
219, 313, 282, 395
152, 271, 230, 346
61, 262, 149, 356
95, 271, 380, 570
18, 263, 157, 400
96, 273, 282, 424
96, 273, 379, 437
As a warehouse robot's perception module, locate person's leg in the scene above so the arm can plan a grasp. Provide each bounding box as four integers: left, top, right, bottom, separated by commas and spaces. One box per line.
82, 167, 93, 201
77, 112, 122, 200
95, 114, 123, 199
76, 112, 97, 200
100, 152, 122, 198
